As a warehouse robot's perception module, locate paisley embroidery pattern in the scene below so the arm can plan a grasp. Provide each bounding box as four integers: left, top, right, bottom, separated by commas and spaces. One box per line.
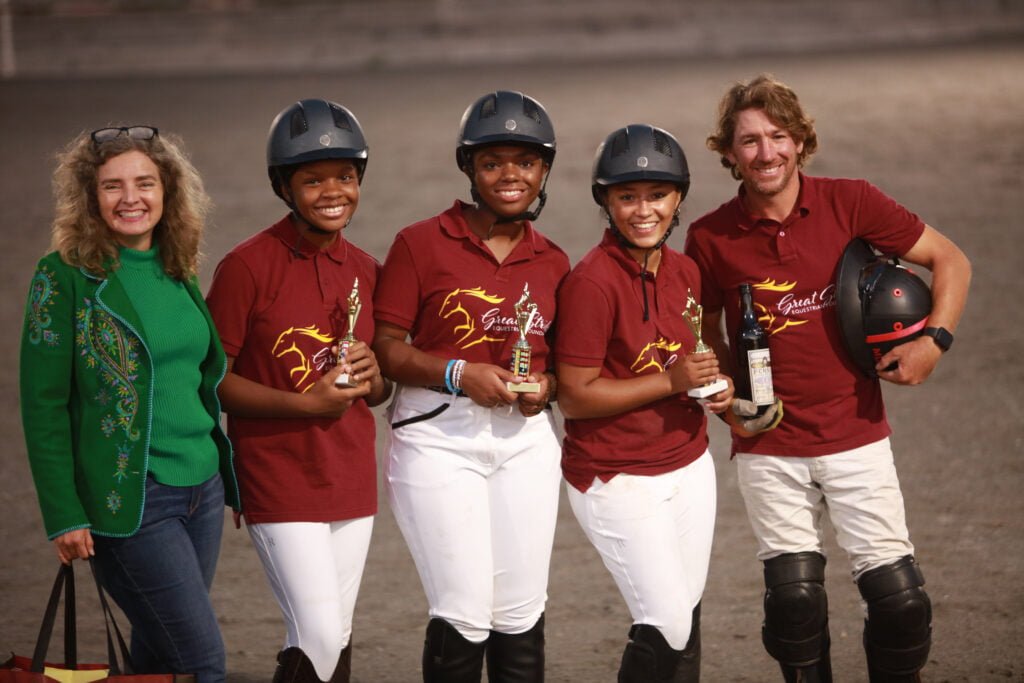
74, 297, 143, 490
27, 266, 61, 346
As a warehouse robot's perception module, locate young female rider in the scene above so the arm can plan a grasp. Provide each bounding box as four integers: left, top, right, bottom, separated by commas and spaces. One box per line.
20, 126, 238, 682
205, 99, 391, 683
555, 125, 732, 682
372, 90, 569, 682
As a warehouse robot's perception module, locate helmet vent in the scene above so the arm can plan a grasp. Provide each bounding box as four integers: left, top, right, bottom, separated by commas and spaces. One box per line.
329, 104, 353, 132
609, 130, 630, 158
522, 97, 543, 124
288, 109, 309, 139
651, 129, 674, 157
480, 94, 498, 119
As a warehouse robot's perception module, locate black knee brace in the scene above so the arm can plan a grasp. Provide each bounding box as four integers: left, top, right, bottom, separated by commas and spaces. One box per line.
762, 552, 831, 669
857, 556, 932, 679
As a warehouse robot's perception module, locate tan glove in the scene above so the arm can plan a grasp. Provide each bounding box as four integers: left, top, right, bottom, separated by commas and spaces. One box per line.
731, 397, 784, 433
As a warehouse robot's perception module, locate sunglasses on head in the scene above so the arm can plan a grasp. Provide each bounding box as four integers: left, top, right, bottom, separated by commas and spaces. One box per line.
90, 126, 159, 146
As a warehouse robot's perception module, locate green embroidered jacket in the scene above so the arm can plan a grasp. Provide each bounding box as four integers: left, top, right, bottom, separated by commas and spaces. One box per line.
20, 252, 240, 539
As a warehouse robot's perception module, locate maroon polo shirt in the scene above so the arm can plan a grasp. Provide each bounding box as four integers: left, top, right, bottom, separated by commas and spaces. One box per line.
206, 215, 380, 523
556, 230, 709, 492
374, 200, 570, 372
684, 175, 925, 457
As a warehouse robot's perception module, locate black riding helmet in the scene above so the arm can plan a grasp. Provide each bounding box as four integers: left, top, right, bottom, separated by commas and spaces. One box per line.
835, 238, 933, 377
266, 99, 369, 202
456, 90, 556, 223
592, 124, 690, 320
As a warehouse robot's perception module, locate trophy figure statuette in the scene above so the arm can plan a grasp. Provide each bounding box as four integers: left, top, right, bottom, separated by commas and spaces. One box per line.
682, 288, 729, 399
335, 277, 361, 388
507, 283, 542, 393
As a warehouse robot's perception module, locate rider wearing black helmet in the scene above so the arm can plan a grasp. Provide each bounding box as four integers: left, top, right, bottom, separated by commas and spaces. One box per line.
207, 98, 391, 683
373, 90, 568, 683
556, 124, 732, 683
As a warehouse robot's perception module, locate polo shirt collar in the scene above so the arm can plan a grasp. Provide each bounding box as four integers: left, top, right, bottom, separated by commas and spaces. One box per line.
269, 213, 350, 263
439, 200, 550, 256
598, 228, 655, 277
734, 172, 814, 231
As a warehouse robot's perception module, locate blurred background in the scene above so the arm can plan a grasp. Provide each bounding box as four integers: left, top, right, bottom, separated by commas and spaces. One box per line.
1, 1, 1022, 681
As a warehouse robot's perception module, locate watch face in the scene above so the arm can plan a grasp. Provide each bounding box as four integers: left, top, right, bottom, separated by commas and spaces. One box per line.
926, 327, 953, 351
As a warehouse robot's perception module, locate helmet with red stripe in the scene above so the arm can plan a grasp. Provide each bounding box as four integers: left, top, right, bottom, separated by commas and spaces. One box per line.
835, 238, 933, 377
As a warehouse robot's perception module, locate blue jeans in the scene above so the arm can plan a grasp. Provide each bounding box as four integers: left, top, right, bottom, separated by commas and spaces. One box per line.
92, 473, 227, 683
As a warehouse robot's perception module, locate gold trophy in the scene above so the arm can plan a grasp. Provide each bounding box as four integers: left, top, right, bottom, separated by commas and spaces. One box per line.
335, 277, 361, 388
682, 288, 729, 399
507, 283, 542, 393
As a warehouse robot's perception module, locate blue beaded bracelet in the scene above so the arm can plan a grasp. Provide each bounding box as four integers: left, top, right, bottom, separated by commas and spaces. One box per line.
444, 359, 457, 394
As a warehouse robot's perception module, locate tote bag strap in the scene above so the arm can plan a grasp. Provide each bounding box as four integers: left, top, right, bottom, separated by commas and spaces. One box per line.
88, 558, 134, 676
29, 563, 76, 673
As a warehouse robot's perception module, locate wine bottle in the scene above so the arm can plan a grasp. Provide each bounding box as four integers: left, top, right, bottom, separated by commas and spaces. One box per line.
735, 283, 775, 415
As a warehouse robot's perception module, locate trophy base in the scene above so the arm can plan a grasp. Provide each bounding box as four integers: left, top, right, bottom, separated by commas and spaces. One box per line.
507, 381, 541, 393
334, 373, 358, 388
687, 378, 729, 399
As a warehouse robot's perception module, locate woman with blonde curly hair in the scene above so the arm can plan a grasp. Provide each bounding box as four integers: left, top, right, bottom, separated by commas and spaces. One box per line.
19, 125, 240, 683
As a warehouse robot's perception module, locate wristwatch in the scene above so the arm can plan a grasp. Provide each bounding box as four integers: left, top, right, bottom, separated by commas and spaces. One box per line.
922, 326, 954, 352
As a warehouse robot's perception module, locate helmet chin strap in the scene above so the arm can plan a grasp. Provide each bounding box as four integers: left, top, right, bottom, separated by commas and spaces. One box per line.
469, 170, 551, 227
609, 210, 680, 322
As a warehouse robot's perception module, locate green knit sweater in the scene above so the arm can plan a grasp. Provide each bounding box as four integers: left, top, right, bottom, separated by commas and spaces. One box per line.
116, 247, 218, 485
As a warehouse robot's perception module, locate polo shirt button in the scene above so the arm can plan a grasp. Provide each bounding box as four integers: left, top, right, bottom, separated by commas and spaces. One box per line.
779, 230, 786, 237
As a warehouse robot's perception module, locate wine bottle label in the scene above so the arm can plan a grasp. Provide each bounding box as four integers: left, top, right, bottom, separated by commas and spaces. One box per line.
746, 347, 774, 406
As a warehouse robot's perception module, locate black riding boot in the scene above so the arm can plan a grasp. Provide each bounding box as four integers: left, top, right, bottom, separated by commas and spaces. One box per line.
272, 647, 322, 683
619, 624, 683, 683
486, 614, 545, 683
675, 602, 702, 682
422, 618, 487, 683
328, 643, 352, 683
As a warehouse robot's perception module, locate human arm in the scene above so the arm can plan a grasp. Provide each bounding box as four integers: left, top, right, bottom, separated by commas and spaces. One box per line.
20, 259, 92, 542
877, 225, 971, 385
372, 321, 517, 407
557, 352, 723, 420
218, 356, 370, 419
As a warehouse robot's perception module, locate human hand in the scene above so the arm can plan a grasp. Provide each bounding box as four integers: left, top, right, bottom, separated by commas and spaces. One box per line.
876, 336, 942, 385
460, 362, 518, 408
730, 397, 784, 435
303, 365, 372, 417
334, 340, 381, 387
515, 371, 553, 417
53, 528, 94, 565
669, 351, 720, 394
701, 375, 734, 414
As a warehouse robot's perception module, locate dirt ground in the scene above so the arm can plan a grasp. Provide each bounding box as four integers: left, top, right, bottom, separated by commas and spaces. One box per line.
1, 42, 1022, 682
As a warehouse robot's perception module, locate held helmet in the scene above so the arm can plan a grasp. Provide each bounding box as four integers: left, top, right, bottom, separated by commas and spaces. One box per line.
835, 238, 933, 377
266, 99, 369, 200
456, 90, 556, 174
591, 124, 690, 205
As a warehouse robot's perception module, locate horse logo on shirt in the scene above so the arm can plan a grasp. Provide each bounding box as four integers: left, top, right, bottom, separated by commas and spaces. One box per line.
753, 279, 810, 335
631, 337, 683, 374
272, 324, 335, 392
439, 287, 508, 349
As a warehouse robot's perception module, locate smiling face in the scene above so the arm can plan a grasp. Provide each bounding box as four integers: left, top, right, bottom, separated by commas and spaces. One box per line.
96, 150, 165, 251
605, 180, 682, 256
471, 145, 548, 220
283, 158, 361, 242
725, 107, 804, 201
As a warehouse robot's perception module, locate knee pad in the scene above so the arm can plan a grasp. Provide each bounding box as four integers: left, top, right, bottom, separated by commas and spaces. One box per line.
857, 556, 932, 677
762, 552, 830, 668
